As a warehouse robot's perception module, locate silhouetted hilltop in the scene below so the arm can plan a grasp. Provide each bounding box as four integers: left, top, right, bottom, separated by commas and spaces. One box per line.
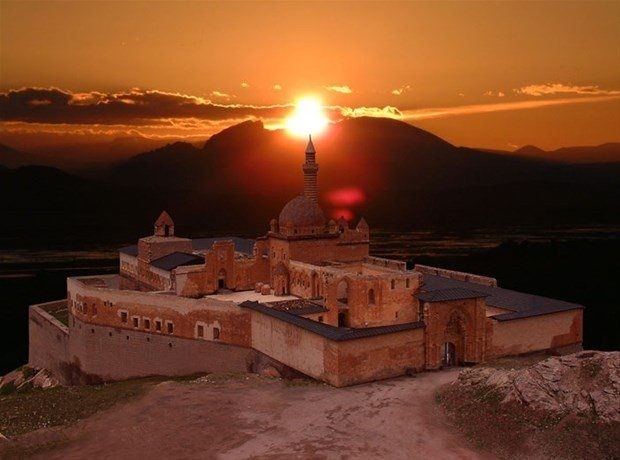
2, 118, 620, 243
0, 143, 41, 168
514, 142, 620, 163
112, 117, 618, 196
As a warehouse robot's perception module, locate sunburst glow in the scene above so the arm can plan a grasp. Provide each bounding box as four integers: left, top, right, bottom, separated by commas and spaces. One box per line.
285, 97, 329, 137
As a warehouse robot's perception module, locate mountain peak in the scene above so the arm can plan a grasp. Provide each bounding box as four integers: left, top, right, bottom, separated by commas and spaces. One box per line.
515, 145, 546, 155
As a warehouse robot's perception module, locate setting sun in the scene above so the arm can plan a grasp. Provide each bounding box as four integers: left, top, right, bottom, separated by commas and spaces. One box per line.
285, 97, 329, 137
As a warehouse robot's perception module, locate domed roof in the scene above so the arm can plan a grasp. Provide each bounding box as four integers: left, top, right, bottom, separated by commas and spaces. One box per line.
278, 195, 325, 229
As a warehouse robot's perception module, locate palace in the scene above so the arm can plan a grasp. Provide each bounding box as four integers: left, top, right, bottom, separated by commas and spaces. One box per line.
29, 137, 584, 386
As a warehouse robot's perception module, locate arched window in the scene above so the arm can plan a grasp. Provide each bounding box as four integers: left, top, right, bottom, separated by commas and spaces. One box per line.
368, 288, 375, 305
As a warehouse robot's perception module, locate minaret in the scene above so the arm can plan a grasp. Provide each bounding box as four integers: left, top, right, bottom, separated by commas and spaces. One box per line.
303, 134, 319, 203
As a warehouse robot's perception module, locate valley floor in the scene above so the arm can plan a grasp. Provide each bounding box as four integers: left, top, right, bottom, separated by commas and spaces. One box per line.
1, 370, 492, 460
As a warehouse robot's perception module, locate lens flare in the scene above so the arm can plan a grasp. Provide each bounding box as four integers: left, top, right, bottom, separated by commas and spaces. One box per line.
286, 97, 329, 137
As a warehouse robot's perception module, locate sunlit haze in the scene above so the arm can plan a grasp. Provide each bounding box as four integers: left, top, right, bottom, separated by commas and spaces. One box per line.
0, 1, 619, 151
285, 98, 329, 137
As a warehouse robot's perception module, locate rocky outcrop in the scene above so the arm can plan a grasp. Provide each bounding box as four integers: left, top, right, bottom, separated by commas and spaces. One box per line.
0, 367, 60, 394
455, 351, 620, 422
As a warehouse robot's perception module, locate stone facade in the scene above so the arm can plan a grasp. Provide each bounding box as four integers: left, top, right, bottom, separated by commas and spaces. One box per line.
28, 136, 585, 386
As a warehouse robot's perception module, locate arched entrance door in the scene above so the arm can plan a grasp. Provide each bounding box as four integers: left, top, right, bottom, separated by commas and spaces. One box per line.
218, 269, 226, 290
442, 342, 457, 367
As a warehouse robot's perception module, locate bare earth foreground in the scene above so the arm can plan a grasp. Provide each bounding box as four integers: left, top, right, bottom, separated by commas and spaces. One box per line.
1, 370, 491, 459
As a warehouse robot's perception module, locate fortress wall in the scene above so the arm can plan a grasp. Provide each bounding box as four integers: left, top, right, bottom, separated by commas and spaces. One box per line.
250, 311, 327, 381
68, 276, 252, 348
28, 301, 70, 383
249, 309, 427, 387
333, 328, 426, 387
489, 309, 583, 358
65, 315, 252, 383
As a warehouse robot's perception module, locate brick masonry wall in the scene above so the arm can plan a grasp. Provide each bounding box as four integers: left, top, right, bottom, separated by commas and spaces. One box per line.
28, 302, 70, 383
488, 309, 583, 358
68, 276, 252, 348
334, 328, 426, 387
250, 311, 327, 381
65, 315, 252, 383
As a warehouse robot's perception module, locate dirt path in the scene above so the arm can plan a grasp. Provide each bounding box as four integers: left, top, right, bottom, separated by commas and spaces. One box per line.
20, 370, 491, 459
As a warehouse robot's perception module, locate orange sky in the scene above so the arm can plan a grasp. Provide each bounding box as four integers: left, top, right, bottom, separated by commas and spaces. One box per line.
1, 1, 619, 150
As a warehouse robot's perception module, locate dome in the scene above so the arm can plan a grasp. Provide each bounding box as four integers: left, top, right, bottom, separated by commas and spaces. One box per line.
278, 195, 326, 230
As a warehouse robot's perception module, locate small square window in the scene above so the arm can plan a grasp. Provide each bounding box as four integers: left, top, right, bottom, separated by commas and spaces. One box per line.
197, 324, 204, 338
318, 316, 324, 323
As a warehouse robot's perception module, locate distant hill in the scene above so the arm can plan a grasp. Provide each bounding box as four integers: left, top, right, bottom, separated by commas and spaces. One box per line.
513, 143, 620, 163
2, 118, 620, 243
112, 117, 618, 197
0, 143, 42, 168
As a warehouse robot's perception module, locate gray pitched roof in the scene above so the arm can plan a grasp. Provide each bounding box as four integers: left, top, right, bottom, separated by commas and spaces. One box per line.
119, 245, 138, 256
421, 273, 584, 321
240, 301, 424, 341
416, 288, 488, 303
151, 252, 204, 271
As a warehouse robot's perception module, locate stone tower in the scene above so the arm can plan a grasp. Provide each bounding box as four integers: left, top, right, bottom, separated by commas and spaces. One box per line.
302, 135, 319, 203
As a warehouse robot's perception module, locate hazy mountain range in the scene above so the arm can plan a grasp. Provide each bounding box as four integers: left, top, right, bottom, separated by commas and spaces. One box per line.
1, 118, 619, 245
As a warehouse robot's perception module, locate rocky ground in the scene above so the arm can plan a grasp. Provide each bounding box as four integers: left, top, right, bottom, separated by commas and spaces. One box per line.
437, 351, 620, 459
1, 370, 485, 460
1, 351, 618, 459
0, 366, 59, 395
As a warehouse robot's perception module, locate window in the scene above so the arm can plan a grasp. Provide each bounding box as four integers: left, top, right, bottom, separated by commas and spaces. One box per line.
368, 288, 375, 305
132, 317, 139, 328
197, 324, 204, 338
167, 322, 174, 334
155, 320, 162, 332
395, 311, 399, 318
406, 278, 410, 288
213, 327, 220, 340
318, 316, 324, 323
120, 311, 128, 323
391, 279, 396, 289
144, 319, 151, 330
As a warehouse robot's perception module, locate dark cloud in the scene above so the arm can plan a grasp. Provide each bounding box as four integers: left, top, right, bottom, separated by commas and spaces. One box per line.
0, 87, 294, 125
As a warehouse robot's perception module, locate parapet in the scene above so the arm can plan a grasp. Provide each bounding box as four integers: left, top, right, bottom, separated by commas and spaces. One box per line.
364, 255, 407, 271
414, 264, 498, 287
